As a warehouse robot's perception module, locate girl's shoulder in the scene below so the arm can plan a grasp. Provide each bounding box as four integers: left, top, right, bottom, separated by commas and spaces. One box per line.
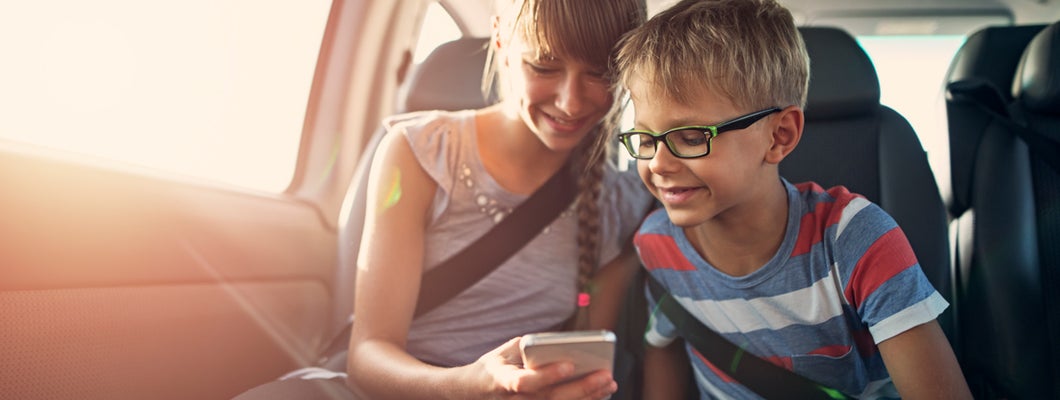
383, 109, 475, 138
381, 109, 480, 192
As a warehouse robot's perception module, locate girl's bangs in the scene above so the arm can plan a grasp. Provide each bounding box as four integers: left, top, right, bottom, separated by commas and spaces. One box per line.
516, 0, 634, 69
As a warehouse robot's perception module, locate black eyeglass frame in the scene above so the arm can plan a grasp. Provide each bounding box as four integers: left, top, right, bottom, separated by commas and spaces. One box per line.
617, 107, 782, 159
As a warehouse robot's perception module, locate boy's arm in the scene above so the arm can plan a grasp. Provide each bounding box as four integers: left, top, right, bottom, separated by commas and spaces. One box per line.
878, 320, 972, 399
643, 339, 691, 400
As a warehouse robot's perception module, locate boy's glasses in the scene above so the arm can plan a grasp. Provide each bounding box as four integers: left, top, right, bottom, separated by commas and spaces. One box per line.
617, 107, 781, 159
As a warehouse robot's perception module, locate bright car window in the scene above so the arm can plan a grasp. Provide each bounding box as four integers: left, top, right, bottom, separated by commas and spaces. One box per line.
0, 1, 330, 192
414, 2, 462, 64
857, 35, 967, 196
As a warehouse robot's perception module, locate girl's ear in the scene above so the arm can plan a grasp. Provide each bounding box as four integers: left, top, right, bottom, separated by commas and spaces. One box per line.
765, 105, 804, 164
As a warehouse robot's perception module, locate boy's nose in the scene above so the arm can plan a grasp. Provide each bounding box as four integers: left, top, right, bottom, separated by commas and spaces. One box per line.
648, 142, 682, 175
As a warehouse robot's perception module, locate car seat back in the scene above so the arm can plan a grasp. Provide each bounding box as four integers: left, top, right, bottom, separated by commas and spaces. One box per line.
947, 24, 1046, 216
331, 37, 495, 337
781, 26, 955, 342
946, 21, 1060, 399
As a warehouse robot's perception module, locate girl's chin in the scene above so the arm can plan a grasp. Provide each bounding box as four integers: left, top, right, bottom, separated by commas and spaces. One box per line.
537, 130, 588, 153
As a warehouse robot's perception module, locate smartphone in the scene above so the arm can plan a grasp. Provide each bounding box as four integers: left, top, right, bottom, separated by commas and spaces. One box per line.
519, 330, 616, 382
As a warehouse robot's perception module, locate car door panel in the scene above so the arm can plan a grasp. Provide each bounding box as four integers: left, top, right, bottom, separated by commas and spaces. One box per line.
0, 150, 334, 400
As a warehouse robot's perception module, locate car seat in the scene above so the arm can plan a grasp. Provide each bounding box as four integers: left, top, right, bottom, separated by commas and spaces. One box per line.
781, 27, 955, 342
946, 24, 1046, 218
945, 21, 1060, 399
330, 37, 495, 348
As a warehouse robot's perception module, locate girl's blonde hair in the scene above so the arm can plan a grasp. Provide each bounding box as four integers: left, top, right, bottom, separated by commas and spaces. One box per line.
486, 0, 646, 328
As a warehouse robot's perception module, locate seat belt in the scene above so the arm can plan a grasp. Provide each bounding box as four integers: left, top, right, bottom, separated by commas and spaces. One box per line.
949, 78, 1060, 398
415, 161, 577, 315
646, 274, 849, 400
947, 79, 1060, 174
319, 161, 578, 358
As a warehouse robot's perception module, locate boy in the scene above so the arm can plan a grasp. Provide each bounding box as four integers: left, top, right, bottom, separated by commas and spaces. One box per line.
613, 0, 972, 398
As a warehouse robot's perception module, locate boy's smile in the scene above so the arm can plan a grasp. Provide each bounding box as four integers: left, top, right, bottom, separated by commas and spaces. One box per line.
655, 185, 702, 205
628, 79, 783, 230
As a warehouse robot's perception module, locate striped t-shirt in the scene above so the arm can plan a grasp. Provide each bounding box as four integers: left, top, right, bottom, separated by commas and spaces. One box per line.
635, 179, 947, 399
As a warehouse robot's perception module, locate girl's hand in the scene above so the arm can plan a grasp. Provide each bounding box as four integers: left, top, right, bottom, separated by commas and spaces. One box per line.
470, 336, 618, 400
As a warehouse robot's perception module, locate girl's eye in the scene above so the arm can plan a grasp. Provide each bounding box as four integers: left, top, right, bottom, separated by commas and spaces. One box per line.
525, 61, 557, 75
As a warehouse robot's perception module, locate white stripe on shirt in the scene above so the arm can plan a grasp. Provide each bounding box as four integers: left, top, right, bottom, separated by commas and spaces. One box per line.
673, 270, 847, 334
836, 196, 871, 238
869, 291, 948, 343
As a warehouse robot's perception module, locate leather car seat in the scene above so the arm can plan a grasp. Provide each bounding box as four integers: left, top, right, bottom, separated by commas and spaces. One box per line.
781, 26, 955, 342
945, 21, 1060, 399
331, 37, 495, 343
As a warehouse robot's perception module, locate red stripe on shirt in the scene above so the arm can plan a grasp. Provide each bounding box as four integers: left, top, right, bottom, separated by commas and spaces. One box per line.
691, 346, 795, 384
790, 184, 860, 257
634, 233, 697, 271
843, 227, 917, 308
792, 203, 829, 257
808, 344, 851, 358
691, 348, 738, 383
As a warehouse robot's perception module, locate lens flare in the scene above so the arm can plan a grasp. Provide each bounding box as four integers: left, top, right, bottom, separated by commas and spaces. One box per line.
380, 168, 402, 212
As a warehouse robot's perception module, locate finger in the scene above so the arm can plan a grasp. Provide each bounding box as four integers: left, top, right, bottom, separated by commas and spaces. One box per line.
500, 336, 525, 364
487, 336, 522, 359
545, 370, 616, 400
502, 361, 575, 393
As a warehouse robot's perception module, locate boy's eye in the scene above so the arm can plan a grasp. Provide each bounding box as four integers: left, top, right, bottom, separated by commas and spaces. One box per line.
674, 130, 708, 146
636, 136, 654, 150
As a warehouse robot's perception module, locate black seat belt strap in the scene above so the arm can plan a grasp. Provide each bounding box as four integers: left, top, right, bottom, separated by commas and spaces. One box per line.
947, 79, 1060, 174
646, 274, 849, 400
415, 161, 577, 316
320, 162, 577, 357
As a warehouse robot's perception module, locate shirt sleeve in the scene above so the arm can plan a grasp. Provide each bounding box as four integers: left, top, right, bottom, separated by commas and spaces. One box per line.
597, 164, 654, 268
833, 200, 948, 343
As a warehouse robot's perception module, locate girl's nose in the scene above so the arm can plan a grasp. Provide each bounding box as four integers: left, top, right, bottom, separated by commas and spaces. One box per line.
555, 74, 586, 116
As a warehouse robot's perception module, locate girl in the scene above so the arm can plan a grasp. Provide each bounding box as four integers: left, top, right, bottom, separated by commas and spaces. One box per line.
346, 0, 650, 399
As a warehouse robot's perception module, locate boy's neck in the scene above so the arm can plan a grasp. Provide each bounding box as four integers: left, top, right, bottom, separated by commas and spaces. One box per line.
683, 179, 789, 277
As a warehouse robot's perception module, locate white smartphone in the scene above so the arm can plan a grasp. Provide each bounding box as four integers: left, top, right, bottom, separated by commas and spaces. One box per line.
519, 330, 616, 382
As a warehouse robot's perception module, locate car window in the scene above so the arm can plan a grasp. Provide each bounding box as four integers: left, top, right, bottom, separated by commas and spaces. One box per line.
858, 35, 967, 195
0, 0, 330, 192
414, 2, 462, 64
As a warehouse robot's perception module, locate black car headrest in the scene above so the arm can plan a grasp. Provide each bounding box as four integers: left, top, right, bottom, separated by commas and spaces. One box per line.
946, 24, 1046, 102
799, 26, 881, 121
1013, 21, 1060, 115
403, 37, 497, 112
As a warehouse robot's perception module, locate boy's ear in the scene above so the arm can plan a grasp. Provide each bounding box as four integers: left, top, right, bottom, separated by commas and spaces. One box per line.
765, 105, 804, 164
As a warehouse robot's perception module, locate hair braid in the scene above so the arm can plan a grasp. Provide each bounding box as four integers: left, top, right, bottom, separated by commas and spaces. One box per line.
568, 106, 620, 330
577, 156, 604, 281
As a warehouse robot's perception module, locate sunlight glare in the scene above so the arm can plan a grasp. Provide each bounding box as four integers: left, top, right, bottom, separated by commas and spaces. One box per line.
0, 1, 330, 192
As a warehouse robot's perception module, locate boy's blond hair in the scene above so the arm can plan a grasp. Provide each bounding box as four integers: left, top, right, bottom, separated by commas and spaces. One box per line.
616, 0, 809, 111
